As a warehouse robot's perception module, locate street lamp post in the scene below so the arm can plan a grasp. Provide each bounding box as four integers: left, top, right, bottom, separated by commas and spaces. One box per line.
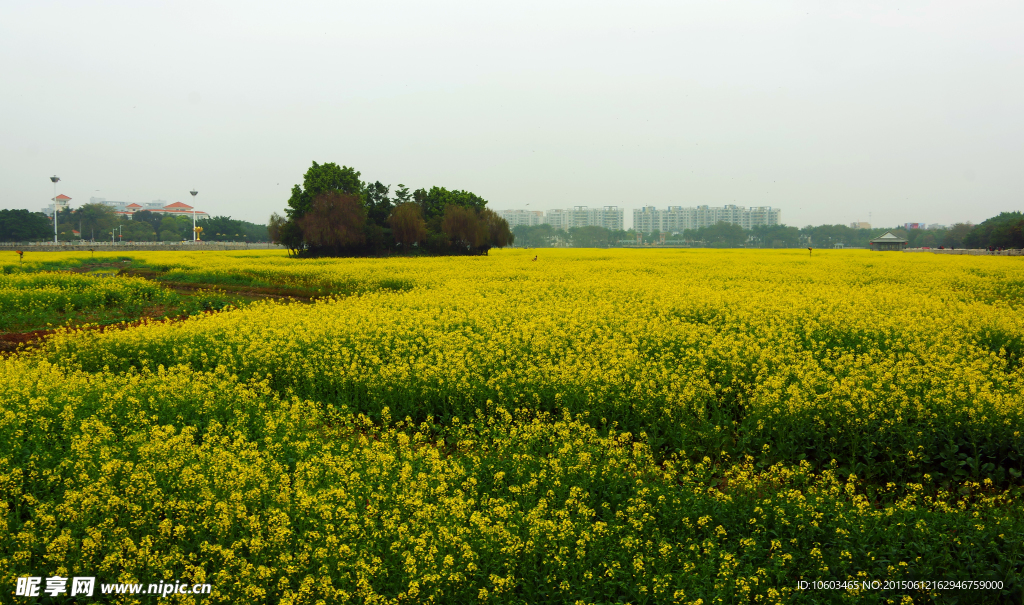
50, 176, 60, 243
190, 189, 198, 241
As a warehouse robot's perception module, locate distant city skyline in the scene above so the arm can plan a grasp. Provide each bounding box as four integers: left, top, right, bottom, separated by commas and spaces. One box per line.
2, 2, 1020, 229
26, 191, 982, 232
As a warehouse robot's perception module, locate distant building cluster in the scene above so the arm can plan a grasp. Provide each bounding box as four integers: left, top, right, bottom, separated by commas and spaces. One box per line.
498, 209, 545, 227
499, 205, 780, 233
90, 197, 210, 220
849, 222, 871, 230
499, 206, 625, 231
633, 205, 781, 233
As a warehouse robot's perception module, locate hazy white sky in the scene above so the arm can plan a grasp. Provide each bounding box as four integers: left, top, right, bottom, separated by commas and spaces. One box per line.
2, 0, 1021, 229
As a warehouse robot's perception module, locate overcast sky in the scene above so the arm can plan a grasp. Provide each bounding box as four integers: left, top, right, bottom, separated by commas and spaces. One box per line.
2, 0, 1021, 229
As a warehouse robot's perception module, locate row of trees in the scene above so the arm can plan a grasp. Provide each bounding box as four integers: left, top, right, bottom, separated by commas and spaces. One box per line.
508, 219, 1013, 249
0, 209, 52, 241
962, 212, 1024, 249
0, 204, 268, 242
269, 162, 514, 256
2, 195, 1019, 250
507, 220, 1003, 248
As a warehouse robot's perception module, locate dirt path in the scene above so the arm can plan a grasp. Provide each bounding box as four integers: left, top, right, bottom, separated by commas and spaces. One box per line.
118, 268, 319, 300
0, 308, 214, 355
2, 268, 322, 354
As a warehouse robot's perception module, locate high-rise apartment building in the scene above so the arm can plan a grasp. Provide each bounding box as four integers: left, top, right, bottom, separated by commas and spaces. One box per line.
633, 205, 781, 233
498, 209, 544, 227
544, 206, 624, 231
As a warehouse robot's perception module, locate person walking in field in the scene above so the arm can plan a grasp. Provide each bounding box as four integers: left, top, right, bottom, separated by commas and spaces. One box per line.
808, 247, 813, 256
533, 255, 537, 261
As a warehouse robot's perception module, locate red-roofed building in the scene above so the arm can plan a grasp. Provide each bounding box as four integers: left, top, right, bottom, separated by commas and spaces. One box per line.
43, 194, 72, 216
113, 200, 209, 220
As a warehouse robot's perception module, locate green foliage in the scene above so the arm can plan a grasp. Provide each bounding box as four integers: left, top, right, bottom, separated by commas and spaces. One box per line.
393, 183, 412, 204
199, 215, 269, 242
363, 180, 393, 227
964, 212, 1024, 249
159, 215, 189, 241
569, 225, 616, 247
278, 218, 305, 255
285, 161, 363, 220
0, 209, 52, 242
415, 186, 488, 221
278, 163, 512, 257
388, 203, 427, 247
73, 203, 119, 241
297, 192, 367, 254
131, 210, 165, 235
512, 223, 558, 247
120, 220, 157, 241
685, 221, 748, 247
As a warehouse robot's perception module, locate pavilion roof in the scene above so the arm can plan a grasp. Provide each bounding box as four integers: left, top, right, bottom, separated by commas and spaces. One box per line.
869, 232, 908, 244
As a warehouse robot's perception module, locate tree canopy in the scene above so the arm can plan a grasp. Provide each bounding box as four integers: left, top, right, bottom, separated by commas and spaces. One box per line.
286, 162, 363, 219
73, 203, 118, 241
0, 209, 52, 242
271, 162, 513, 256
963, 212, 1024, 249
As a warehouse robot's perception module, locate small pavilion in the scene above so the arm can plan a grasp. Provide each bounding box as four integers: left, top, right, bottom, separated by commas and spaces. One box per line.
869, 232, 908, 251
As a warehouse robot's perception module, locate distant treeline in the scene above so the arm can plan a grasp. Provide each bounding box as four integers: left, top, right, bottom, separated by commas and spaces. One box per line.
5, 201, 1021, 251
510, 213, 1024, 249
269, 162, 513, 256
0, 205, 268, 243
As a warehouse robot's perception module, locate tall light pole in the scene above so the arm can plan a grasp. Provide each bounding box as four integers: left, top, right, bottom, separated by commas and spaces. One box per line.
50, 176, 60, 243
190, 189, 198, 241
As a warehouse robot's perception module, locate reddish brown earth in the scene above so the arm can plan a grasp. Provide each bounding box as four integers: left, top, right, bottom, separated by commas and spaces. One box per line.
0, 310, 192, 355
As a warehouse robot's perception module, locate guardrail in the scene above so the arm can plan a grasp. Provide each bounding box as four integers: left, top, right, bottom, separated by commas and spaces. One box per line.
0, 242, 283, 252
905, 248, 1023, 256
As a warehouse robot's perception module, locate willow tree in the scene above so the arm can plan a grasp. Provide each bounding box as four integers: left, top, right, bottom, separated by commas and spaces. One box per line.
388, 203, 427, 248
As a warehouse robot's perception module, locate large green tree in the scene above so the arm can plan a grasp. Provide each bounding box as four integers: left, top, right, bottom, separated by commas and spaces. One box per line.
297, 192, 366, 254
74, 203, 118, 241
388, 203, 427, 247
286, 162, 363, 219
159, 215, 189, 241
393, 184, 412, 205
132, 211, 164, 236
363, 181, 393, 228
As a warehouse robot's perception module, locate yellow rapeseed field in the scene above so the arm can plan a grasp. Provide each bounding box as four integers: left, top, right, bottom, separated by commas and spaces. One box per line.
1, 248, 1022, 603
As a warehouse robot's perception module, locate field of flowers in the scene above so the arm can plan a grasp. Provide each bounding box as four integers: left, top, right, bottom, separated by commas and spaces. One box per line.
2, 248, 1022, 603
